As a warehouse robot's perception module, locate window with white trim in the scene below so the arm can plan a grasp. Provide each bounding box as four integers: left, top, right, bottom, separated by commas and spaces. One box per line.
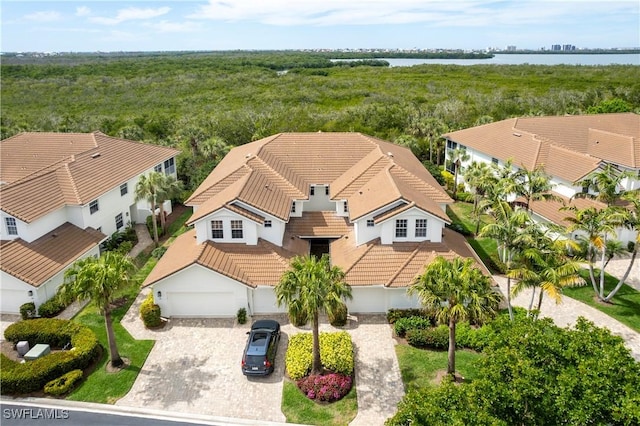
211, 220, 223, 239
164, 158, 175, 175
291, 202, 296, 213
325, 186, 329, 195
366, 219, 375, 227
415, 219, 428, 237
343, 201, 348, 213
89, 200, 99, 214
264, 220, 272, 228
154, 164, 162, 173
120, 183, 128, 196
310, 186, 315, 196
115, 213, 124, 230
5, 217, 18, 235
231, 220, 243, 239
395, 219, 407, 238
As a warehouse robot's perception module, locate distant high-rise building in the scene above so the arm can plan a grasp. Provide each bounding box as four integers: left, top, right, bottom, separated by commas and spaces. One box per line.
562, 44, 576, 51
506, 45, 517, 51
551, 44, 562, 51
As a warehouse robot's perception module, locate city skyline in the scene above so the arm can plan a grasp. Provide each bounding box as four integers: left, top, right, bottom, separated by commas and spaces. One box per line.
2, 1, 639, 53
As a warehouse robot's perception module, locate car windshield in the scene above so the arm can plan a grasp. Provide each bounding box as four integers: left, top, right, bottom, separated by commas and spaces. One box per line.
251, 332, 268, 346
245, 355, 265, 365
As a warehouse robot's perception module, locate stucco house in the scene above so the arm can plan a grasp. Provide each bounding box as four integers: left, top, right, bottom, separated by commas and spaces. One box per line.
144, 132, 487, 318
0, 132, 180, 314
443, 113, 640, 244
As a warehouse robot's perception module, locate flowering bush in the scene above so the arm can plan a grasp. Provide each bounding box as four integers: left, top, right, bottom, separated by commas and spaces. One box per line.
297, 373, 353, 402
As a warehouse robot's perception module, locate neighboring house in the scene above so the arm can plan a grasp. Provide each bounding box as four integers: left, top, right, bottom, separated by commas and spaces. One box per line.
444, 113, 640, 244
144, 132, 488, 318
0, 132, 180, 314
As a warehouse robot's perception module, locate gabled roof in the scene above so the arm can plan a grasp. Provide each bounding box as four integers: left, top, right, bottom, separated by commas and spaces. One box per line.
0, 132, 180, 223
444, 113, 639, 182
187, 132, 452, 224
0, 223, 105, 287
144, 227, 488, 289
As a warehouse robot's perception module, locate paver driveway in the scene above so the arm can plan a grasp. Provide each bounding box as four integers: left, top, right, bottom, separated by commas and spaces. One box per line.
117, 290, 404, 425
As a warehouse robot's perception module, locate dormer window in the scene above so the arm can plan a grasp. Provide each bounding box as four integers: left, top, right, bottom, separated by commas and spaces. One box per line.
395, 219, 407, 238
211, 220, 223, 239
231, 220, 243, 239
5, 217, 17, 235
415, 219, 427, 237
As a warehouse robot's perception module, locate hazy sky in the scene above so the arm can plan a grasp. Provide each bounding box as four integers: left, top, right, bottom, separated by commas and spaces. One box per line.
2, 1, 639, 52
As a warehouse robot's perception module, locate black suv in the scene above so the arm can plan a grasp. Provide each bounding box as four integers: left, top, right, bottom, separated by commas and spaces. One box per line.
241, 319, 281, 376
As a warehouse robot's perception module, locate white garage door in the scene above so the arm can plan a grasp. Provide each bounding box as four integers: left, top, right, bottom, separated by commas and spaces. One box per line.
166, 292, 236, 317
1, 290, 28, 314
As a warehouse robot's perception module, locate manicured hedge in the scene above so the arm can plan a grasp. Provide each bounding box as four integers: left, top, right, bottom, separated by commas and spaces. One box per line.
38, 296, 68, 318
139, 292, 162, 328
386, 308, 426, 324
406, 325, 450, 349
394, 316, 433, 338
286, 331, 354, 380
1, 319, 100, 394
44, 369, 83, 396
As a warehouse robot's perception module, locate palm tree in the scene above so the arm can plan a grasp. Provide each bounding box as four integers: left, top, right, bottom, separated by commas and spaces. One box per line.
574, 164, 634, 207
479, 200, 533, 320
512, 165, 560, 212
156, 174, 184, 233
135, 171, 164, 245
464, 161, 497, 234
564, 206, 626, 301
275, 255, 352, 375
60, 252, 136, 368
410, 256, 501, 376
509, 229, 584, 316
448, 147, 470, 199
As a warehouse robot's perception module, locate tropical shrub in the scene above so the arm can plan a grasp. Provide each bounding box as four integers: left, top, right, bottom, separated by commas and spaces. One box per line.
44, 369, 83, 396
139, 292, 162, 328
19, 302, 37, 320
394, 316, 433, 338
285, 332, 354, 380
1, 319, 100, 394
328, 302, 348, 327
287, 300, 308, 327
236, 307, 247, 325
38, 295, 68, 318
405, 325, 449, 349
386, 308, 426, 324
297, 373, 353, 402
151, 246, 167, 259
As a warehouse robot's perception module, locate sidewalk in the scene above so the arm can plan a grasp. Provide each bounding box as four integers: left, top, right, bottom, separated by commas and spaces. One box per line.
494, 275, 640, 361
128, 223, 155, 258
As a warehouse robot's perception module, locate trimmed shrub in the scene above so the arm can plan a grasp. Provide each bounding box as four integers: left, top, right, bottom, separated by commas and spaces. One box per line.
44, 369, 83, 396
38, 296, 68, 318
1, 318, 100, 394
328, 302, 348, 327
140, 292, 162, 328
297, 373, 353, 402
394, 316, 433, 338
406, 325, 450, 349
236, 308, 247, 325
285, 331, 354, 380
19, 302, 37, 320
456, 191, 474, 203
151, 246, 167, 259
386, 308, 426, 324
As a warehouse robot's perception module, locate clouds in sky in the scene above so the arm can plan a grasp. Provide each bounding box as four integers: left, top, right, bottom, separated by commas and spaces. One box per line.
2, 1, 639, 51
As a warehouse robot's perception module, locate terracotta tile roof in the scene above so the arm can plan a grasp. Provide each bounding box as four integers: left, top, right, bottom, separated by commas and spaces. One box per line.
287, 211, 350, 237
143, 229, 293, 288
528, 192, 607, 227
445, 113, 639, 182
145, 226, 489, 290
188, 132, 452, 225
0, 223, 105, 287
1, 132, 180, 223
225, 204, 265, 224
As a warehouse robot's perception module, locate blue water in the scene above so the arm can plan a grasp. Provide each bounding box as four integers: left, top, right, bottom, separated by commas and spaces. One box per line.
333, 53, 639, 67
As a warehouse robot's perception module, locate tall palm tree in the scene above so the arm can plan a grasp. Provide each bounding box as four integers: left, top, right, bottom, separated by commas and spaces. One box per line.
60, 252, 136, 368
564, 206, 625, 301
479, 200, 533, 320
574, 164, 634, 207
410, 256, 501, 376
275, 255, 352, 375
512, 165, 560, 212
135, 171, 164, 245
448, 147, 470, 199
464, 161, 497, 234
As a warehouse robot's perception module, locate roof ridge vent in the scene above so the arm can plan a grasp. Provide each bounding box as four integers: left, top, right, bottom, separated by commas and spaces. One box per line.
513, 132, 522, 137
91, 152, 101, 158
387, 152, 394, 157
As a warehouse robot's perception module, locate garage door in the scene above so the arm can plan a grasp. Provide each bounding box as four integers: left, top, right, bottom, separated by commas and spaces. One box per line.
166, 292, 236, 317
1, 290, 28, 314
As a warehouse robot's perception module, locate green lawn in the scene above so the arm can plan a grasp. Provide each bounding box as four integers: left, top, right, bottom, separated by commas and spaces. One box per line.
282, 380, 358, 426
563, 270, 640, 333
68, 301, 154, 403
395, 345, 484, 392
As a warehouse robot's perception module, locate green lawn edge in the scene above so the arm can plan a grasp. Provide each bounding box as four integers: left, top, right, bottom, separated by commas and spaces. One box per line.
282, 379, 358, 426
